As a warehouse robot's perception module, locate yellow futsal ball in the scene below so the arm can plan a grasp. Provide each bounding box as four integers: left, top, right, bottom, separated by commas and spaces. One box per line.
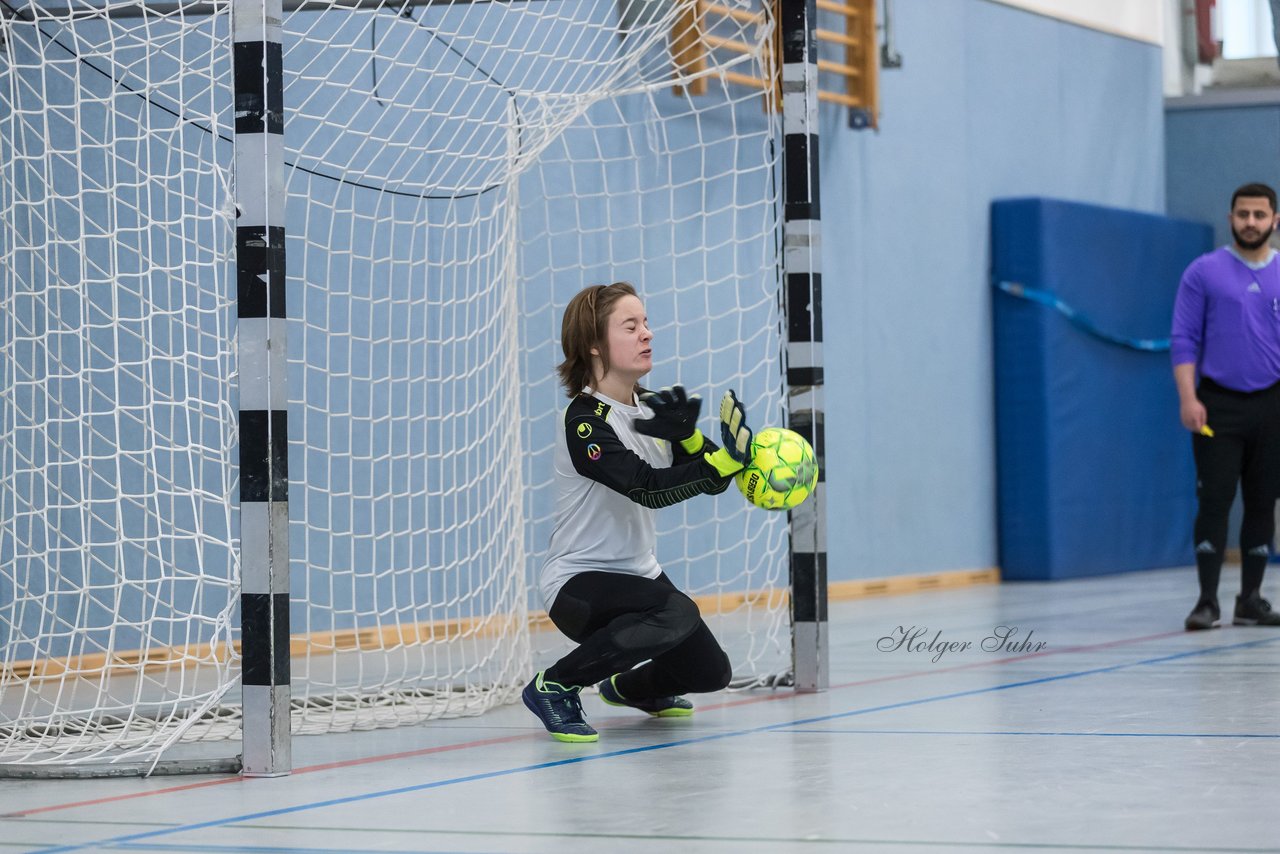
734, 427, 819, 511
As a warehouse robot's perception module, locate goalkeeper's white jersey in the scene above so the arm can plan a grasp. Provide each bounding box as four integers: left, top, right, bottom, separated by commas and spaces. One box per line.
540, 389, 667, 610
539, 387, 729, 610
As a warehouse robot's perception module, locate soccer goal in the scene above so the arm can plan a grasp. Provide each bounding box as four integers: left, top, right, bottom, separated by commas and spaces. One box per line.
0, 0, 825, 776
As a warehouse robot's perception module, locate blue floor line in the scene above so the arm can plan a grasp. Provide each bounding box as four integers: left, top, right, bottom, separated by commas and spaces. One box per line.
33, 633, 1280, 854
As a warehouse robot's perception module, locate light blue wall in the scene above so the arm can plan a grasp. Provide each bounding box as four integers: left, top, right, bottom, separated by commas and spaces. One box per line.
819, 0, 1165, 580
1165, 99, 1280, 247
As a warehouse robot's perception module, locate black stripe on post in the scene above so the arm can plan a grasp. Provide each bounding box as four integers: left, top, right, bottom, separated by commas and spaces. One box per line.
786, 272, 824, 342
271, 592, 290, 685
778, 0, 817, 64
240, 592, 291, 686
790, 552, 828, 622
239, 410, 289, 503
786, 365, 824, 387
234, 41, 284, 135
237, 226, 287, 318
783, 134, 821, 220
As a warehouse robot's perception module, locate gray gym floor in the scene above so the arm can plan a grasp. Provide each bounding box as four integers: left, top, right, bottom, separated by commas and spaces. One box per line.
3, 564, 1278, 853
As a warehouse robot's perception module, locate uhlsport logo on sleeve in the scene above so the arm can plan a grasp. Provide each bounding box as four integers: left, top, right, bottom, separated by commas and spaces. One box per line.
576, 422, 593, 439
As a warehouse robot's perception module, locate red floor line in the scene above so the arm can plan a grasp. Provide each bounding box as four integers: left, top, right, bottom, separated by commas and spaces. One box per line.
5, 627, 1188, 818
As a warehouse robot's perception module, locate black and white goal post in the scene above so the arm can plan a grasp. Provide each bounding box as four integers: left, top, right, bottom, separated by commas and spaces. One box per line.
780, 0, 828, 692
234, 0, 292, 776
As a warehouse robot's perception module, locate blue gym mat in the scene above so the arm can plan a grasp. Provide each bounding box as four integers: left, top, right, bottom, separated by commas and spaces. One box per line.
992, 198, 1213, 580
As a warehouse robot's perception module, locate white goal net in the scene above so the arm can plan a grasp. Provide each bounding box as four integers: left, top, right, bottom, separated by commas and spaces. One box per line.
0, 0, 788, 771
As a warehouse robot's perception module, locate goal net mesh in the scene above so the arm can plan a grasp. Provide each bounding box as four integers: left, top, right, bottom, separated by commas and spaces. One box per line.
0, 0, 787, 769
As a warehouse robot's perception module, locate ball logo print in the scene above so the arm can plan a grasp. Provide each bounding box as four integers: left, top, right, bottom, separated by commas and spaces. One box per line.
587, 443, 602, 461
576, 422, 592, 439
735, 427, 818, 511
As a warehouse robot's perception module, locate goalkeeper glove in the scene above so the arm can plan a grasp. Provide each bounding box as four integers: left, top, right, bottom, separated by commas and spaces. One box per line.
704, 389, 754, 477
636, 385, 704, 450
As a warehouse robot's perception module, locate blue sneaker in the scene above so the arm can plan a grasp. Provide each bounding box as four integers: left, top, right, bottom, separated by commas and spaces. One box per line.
522, 672, 598, 743
597, 674, 694, 718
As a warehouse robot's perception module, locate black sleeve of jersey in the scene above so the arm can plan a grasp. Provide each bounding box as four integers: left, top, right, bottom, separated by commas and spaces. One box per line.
671, 432, 731, 495
565, 401, 730, 509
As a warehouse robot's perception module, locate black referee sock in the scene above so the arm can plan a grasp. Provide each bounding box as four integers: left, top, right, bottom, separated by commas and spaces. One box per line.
1195, 549, 1222, 604
1241, 545, 1269, 598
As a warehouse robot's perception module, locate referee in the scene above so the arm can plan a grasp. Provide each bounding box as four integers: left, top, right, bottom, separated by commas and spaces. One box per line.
1172, 182, 1280, 631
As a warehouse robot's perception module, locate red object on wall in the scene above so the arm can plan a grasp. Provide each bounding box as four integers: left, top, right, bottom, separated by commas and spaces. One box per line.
1196, 0, 1221, 63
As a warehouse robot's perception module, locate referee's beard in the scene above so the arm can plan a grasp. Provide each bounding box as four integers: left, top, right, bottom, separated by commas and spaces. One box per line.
1233, 223, 1275, 251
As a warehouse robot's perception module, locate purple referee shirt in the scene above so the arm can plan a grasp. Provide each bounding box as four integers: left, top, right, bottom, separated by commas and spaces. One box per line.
1170, 246, 1280, 392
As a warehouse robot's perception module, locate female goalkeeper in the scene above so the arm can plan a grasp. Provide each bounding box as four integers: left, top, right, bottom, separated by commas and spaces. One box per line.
523, 281, 755, 743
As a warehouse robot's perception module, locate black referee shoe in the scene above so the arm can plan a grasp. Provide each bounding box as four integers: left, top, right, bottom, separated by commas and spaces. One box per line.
1184, 598, 1220, 631
1233, 592, 1280, 626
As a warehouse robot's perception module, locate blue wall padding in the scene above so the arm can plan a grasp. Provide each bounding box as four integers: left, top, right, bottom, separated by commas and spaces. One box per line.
992, 198, 1213, 581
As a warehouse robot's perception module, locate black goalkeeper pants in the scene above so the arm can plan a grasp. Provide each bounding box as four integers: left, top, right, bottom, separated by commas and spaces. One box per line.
1192, 377, 1280, 601
543, 571, 732, 701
